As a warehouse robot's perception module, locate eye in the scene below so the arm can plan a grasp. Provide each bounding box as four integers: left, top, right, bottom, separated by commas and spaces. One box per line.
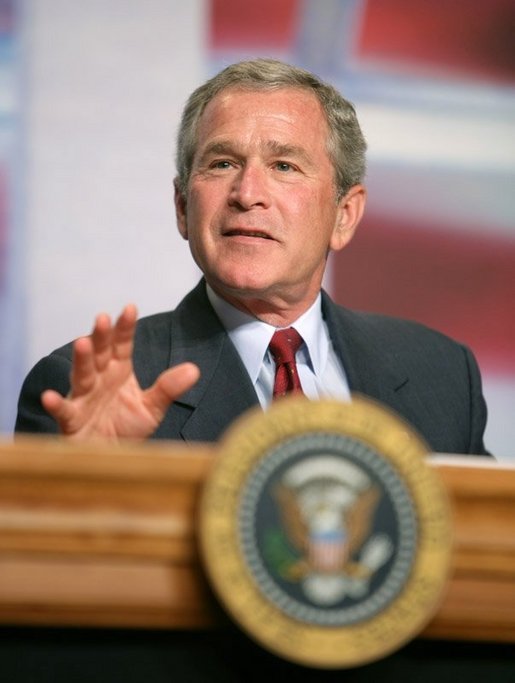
275, 161, 294, 172
210, 160, 233, 170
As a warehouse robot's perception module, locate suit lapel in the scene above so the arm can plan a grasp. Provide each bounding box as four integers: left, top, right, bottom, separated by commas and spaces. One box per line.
164, 281, 260, 442
322, 292, 409, 408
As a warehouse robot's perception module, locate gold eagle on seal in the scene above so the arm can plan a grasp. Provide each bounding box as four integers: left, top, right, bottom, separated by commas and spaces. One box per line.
272, 455, 393, 605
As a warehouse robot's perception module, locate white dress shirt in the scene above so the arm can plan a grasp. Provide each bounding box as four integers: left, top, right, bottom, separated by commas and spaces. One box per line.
206, 285, 351, 408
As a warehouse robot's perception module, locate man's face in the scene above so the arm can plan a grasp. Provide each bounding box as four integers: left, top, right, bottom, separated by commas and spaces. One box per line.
175, 87, 364, 315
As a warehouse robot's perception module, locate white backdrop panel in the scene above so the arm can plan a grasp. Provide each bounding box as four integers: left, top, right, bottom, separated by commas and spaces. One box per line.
25, 0, 205, 368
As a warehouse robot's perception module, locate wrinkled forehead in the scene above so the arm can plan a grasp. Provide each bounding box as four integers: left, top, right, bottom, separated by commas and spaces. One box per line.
194, 86, 332, 159
198, 84, 328, 132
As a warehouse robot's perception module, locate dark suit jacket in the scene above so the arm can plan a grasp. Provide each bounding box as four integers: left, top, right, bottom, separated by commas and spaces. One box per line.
15, 280, 488, 454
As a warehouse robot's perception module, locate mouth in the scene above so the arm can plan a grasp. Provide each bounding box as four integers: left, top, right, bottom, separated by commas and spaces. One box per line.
223, 229, 274, 240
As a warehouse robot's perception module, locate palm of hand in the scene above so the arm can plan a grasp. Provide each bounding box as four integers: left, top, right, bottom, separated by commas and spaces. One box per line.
41, 305, 199, 440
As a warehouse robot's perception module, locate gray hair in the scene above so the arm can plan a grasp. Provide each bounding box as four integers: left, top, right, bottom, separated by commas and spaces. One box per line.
175, 58, 366, 199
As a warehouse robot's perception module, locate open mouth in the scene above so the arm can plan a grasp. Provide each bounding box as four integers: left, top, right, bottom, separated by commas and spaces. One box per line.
224, 229, 273, 240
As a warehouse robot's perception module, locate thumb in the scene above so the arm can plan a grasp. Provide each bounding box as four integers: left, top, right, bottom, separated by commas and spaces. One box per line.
143, 362, 200, 419
41, 389, 71, 422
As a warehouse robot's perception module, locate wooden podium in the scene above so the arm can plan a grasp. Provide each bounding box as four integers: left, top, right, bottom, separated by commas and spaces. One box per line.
0, 436, 514, 646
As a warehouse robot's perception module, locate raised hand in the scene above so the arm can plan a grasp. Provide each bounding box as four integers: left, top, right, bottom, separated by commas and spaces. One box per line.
41, 304, 200, 440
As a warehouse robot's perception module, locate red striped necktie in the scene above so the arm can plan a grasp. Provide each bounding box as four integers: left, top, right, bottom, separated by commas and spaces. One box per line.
269, 327, 304, 398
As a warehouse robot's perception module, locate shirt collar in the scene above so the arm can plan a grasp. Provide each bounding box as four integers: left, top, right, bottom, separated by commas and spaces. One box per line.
206, 285, 328, 384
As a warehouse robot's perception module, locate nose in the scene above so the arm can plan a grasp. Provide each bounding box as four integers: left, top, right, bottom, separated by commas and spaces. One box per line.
229, 164, 270, 210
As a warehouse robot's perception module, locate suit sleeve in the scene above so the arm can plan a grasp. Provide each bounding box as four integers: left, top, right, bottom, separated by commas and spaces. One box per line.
15, 350, 72, 435
462, 344, 490, 455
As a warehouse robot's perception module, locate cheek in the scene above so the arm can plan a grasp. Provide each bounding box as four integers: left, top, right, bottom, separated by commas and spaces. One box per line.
184, 197, 223, 257
275, 189, 315, 229
283, 189, 335, 233
188, 186, 221, 227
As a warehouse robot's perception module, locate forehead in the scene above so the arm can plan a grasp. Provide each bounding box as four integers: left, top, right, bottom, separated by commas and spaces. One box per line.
196, 86, 329, 146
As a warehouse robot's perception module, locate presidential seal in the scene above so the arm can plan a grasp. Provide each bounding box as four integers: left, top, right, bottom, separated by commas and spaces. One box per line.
199, 396, 451, 668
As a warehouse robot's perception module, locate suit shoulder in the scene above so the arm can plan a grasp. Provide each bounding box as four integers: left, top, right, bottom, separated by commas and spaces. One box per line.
326, 300, 464, 354
134, 309, 174, 339
133, 281, 211, 339
324, 298, 480, 389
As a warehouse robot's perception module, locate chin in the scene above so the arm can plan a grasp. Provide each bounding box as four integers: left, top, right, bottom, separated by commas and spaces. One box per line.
211, 272, 273, 299
222, 281, 269, 298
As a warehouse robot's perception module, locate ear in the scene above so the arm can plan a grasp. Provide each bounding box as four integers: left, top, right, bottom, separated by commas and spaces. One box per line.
329, 184, 366, 252
174, 179, 188, 240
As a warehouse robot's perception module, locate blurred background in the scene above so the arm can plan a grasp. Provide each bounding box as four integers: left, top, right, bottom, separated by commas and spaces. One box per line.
1, 0, 514, 458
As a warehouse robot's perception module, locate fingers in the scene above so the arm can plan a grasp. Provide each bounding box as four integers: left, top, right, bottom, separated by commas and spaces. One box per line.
41, 389, 74, 429
112, 304, 138, 361
90, 304, 138, 368
70, 335, 97, 395
69, 305, 138, 396
144, 363, 200, 420
90, 312, 114, 371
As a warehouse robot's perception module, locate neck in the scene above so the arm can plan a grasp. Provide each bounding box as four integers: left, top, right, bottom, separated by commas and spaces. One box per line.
209, 283, 320, 327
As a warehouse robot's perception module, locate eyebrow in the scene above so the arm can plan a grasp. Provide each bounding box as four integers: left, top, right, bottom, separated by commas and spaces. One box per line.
265, 140, 312, 165
199, 141, 234, 158
197, 139, 314, 167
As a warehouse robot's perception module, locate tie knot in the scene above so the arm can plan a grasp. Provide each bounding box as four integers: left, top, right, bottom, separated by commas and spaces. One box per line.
269, 327, 304, 365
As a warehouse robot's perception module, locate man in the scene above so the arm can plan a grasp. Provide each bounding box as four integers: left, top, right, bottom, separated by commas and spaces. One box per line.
15, 58, 488, 454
